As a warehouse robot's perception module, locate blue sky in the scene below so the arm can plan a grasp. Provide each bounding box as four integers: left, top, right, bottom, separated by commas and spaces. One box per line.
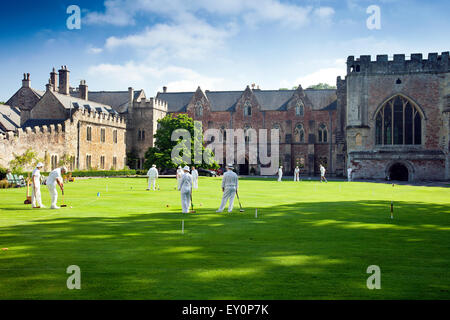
0, 0, 449, 101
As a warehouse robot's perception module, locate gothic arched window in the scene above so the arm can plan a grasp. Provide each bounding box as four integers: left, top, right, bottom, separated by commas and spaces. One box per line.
244, 101, 252, 116
375, 95, 422, 145
294, 124, 305, 143
195, 101, 203, 117
318, 123, 328, 143
295, 101, 304, 116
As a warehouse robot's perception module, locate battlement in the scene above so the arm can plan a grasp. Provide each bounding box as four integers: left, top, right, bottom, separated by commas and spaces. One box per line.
0, 122, 66, 142
133, 97, 168, 111
347, 52, 449, 75
75, 109, 126, 127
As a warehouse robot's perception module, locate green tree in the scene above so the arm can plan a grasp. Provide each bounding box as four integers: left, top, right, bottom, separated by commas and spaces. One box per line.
144, 114, 218, 171
307, 83, 336, 90
126, 149, 139, 169
9, 148, 41, 173
58, 153, 75, 168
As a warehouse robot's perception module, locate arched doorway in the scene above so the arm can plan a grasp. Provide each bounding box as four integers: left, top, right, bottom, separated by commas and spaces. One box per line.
239, 157, 249, 175
389, 163, 409, 181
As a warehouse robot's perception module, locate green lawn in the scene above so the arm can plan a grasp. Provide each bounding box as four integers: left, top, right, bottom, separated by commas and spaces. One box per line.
0, 177, 449, 299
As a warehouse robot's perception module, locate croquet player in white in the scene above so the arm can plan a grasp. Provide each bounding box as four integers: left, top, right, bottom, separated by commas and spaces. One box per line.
31, 162, 45, 208
146, 164, 158, 190
216, 164, 239, 213
320, 164, 328, 183
178, 166, 193, 214
191, 166, 198, 190
278, 166, 283, 182
176, 165, 183, 189
46, 166, 67, 209
294, 166, 300, 181
347, 166, 353, 182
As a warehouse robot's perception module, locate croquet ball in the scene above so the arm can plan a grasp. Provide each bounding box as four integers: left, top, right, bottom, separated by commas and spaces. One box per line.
166, 204, 170, 207
1, 248, 8, 251
70, 206, 73, 208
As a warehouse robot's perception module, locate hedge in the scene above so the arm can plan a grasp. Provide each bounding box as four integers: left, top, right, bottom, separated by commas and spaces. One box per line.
70, 170, 137, 177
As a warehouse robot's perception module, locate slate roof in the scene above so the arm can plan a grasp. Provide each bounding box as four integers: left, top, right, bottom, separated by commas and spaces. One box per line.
69, 90, 144, 113
157, 88, 337, 113
0, 104, 21, 131
22, 118, 65, 128
53, 91, 118, 115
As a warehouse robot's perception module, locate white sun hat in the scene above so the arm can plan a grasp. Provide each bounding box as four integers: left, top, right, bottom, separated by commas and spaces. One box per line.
36, 162, 44, 168
183, 165, 190, 171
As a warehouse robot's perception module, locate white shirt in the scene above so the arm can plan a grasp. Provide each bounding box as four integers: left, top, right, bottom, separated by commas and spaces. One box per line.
347, 168, 352, 175
222, 170, 238, 189
191, 169, 198, 179
278, 168, 283, 176
32, 168, 41, 186
320, 166, 326, 176
47, 168, 62, 186
179, 172, 193, 191
294, 168, 299, 174
176, 169, 183, 179
147, 167, 158, 178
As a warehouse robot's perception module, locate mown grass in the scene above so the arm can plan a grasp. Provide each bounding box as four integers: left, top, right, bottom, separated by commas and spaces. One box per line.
0, 177, 449, 299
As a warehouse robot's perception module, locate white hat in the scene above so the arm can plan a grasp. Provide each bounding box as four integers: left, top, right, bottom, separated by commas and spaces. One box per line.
152, 164, 156, 167
61, 166, 68, 172
226, 163, 234, 169
280, 166, 283, 168
36, 162, 44, 168
183, 166, 190, 171
178, 166, 182, 169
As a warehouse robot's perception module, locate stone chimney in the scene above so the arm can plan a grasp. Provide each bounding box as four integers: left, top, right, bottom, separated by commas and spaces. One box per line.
45, 79, 52, 92
128, 87, 134, 110
163, 86, 167, 93
58, 65, 70, 95
50, 68, 57, 91
79, 80, 88, 100
22, 73, 30, 88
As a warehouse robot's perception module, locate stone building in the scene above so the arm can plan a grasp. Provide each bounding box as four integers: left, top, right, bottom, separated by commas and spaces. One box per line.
0, 67, 127, 171
156, 85, 344, 175
1, 51, 449, 181
342, 52, 450, 181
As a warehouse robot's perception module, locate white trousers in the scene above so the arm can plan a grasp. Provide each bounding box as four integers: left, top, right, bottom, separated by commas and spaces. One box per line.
218, 187, 236, 212
180, 188, 191, 213
278, 174, 282, 182
294, 173, 299, 181
193, 178, 198, 189
47, 183, 58, 208
348, 175, 352, 182
177, 178, 181, 189
148, 178, 156, 190
32, 184, 43, 207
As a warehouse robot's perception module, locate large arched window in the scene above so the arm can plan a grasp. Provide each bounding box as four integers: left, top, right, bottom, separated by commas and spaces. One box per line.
295, 101, 304, 116
244, 100, 252, 116
294, 123, 305, 143
375, 95, 422, 145
318, 123, 328, 143
195, 101, 203, 117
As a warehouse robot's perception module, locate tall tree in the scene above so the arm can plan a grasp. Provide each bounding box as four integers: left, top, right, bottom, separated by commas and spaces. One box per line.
307, 83, 336, 90
144, 114, 218, 170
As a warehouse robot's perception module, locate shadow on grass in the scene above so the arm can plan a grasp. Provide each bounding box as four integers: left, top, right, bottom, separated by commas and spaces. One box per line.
0, 200, 449, 299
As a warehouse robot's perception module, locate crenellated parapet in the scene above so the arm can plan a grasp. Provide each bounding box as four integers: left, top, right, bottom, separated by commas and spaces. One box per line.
347, 51, 450, 75
132, 97, 168, 111
75, 109, 126, 128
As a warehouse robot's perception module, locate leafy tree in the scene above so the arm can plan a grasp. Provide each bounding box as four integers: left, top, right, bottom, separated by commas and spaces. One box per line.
58, 153, 75, 168
0, 101, 5, 104
126, 149, 139, 169
9, 148, 41, 173
307, 83, 337, 90
144, 114, 218, 170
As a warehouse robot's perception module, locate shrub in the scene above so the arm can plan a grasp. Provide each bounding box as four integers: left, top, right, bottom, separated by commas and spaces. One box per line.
0, 180, 10, 189
70, 170, 137, 177
0, 167, 7, 180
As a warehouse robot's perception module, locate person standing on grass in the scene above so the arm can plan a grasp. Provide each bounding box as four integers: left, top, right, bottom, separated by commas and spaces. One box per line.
176, 165, 183, 189
347, 166, 353, 182
216, 164, 239, 213
146, 164, 158, 191
191, 166, 198, 190
178, 166, 193, 214
31, 162, 45, 208
46, 166, 67, 209
278, 166, 283, 182
320, 164, 328, 183
294, 166, 300, 182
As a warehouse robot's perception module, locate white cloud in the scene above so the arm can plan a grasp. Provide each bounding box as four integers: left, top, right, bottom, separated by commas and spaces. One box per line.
105, 15, 237, 60
294, 67, 346, 88
86, 46, 103, 54
86, 61, 225, 93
